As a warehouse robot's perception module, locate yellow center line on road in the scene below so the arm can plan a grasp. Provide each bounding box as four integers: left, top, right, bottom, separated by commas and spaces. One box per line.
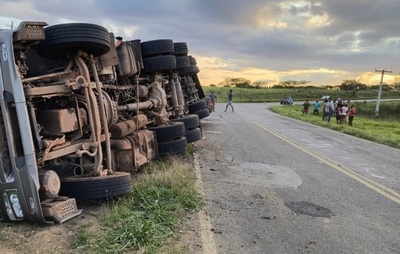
238, 111, 400, 205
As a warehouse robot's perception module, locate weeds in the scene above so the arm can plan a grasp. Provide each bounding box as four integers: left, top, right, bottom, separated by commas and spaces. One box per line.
74, 156, 202, 254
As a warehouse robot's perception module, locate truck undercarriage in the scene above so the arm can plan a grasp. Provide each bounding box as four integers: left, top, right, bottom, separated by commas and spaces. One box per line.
0, 21, 210, 223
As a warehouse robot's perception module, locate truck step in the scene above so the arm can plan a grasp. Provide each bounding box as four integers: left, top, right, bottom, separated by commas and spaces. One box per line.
41, 197, 82, 223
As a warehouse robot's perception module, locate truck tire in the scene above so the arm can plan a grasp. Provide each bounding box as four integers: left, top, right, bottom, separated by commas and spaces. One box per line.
173, 42, 188, 56
59, 172, 132, 200
188, 100, 207, 113
169, 114, 200, 130
185, 127, 202, 143
26, 48, 68, 77
188, 55, 197, 65
202, 96, 211, 105
158, 137, 187, 157
37, 23, 111, 60
176, 56, 190, 69
178, 65, 200, 76
196, 108, 210, 119
141, 39, 174, 57
142, 55, 176, 74
148, 122, 185, 143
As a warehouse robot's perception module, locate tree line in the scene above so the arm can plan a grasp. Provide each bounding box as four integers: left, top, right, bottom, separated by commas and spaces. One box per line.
210, 78, 399, 91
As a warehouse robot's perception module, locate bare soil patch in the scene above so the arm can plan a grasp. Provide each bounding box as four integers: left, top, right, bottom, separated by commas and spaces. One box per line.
0, 202, 102, 254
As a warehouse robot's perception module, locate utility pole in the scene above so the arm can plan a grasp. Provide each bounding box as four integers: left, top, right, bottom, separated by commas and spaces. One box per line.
374, 69, 392, 117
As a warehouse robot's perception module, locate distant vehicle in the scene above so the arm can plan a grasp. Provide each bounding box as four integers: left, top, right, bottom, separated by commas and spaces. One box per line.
280, 96, 293, 105
321, 95, 330, 100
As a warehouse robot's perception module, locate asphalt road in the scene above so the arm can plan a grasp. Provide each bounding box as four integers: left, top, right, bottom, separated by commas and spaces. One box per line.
194, 103, 400, 254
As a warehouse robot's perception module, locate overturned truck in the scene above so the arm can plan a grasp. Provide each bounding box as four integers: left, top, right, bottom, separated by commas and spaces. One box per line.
0, 21, 211, 223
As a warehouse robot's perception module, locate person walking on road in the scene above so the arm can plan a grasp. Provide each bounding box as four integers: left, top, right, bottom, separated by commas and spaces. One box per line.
209, 90, 217, 112
224, 89, 234, 112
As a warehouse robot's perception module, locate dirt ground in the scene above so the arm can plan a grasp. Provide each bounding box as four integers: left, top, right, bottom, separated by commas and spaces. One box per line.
0, 168, 205, 254
0, 201, 103, 254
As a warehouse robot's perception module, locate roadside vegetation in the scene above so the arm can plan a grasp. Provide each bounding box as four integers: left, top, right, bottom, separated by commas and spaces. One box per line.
270, 101, 400, 149
74, 154, 202, 254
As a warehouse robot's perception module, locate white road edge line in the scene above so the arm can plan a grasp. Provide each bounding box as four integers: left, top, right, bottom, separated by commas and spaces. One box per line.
193, 152, 218, 254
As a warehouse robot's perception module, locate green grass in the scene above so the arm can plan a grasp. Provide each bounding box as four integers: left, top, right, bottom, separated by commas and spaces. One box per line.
74, 156, 202, 254
270, 102, 400, 149
202, 86, 400, 103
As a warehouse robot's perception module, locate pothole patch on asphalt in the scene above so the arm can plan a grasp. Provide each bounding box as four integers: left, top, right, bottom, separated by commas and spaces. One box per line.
285, 201, 334, 218
240, 162, 302, 188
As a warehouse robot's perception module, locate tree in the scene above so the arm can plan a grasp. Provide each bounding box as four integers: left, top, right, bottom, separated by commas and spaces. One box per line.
340, 80, 367, 91
276, 80, 310, 88
325, 85, 338, 90
371, 84, 392, 91
218, 80, 229, 87
252, 79, 269, 88
393, 75, 400, 90
221, 77, 252, 88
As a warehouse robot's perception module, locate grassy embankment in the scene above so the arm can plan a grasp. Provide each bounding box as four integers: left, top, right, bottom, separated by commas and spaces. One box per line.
202, 86, 400, 103
74, 154, 202, 254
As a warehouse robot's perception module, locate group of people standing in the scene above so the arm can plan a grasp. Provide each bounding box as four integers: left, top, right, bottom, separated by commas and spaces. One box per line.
334, 101, 356, 126
303, 98, 356, 126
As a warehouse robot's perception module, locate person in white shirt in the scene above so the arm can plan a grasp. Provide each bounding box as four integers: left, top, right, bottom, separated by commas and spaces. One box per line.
340, 103, 348, 124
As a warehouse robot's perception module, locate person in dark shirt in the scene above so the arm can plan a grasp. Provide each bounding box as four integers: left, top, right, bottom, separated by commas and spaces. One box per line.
224, 89, 234, 112
335, 103, 342, 124
302, 99, 310, 115
348, 105, 356, 126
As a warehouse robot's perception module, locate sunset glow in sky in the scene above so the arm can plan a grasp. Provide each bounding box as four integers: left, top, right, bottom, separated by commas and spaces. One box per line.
1, 0, 399, 86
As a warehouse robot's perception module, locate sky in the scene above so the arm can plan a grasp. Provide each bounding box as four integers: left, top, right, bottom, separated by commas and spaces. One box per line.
0, 0, 399, 87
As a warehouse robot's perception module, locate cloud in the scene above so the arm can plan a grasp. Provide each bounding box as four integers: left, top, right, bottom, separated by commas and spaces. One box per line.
0, 0, 399, 86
